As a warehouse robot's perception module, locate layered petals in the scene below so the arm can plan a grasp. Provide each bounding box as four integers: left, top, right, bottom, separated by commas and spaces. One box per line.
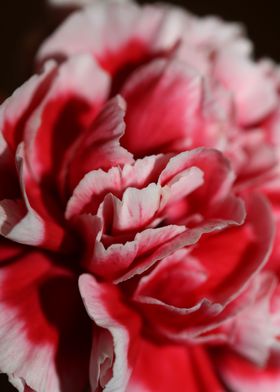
79, 273, 223, 392
133, 194, 274, 341
1, 1, 280, 391
72, 148, 245, 283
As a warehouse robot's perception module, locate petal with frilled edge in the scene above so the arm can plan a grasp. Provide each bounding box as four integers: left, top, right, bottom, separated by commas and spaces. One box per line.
66, 154, 169, 219
76, 213, 185, 281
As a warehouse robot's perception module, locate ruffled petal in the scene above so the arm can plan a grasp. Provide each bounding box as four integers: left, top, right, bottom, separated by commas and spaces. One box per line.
66, 154, 169, 219
98, 183, 166, 235
77, 214, 185, 281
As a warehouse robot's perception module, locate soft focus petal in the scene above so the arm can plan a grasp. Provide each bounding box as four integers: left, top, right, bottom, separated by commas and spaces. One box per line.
38, 1, 181, 75
216, 351, 280, 392
220, 272, 279, 366
0, 247, 91, 392
129, 342, 223, 392
214, 52, 278, 126
121, 59, 226, 156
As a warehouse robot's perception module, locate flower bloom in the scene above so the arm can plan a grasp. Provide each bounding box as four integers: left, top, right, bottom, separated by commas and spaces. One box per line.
0, 1, 280, 391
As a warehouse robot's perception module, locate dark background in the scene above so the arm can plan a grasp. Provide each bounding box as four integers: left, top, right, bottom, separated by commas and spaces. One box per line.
0, 0, 279, 390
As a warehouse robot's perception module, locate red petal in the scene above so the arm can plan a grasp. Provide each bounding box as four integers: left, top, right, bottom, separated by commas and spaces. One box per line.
121, 59, 225, 157
79, 274, 141, 391
0, 246, 91, 392
216, 350, 280, 392
67, 96, 133, 192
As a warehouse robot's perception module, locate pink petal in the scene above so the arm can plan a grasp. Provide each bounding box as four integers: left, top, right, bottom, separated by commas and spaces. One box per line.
214, 52, 278, 126
207, 194, 275, 304
181, 15, 250, 55
74, 147, 245, 282
229, 130, 277, 186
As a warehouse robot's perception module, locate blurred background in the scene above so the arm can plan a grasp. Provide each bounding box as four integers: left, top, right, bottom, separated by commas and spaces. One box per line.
0, 0, 280, 98
0, 0, 279, 390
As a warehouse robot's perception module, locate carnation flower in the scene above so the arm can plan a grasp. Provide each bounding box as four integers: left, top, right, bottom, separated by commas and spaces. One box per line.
0, 1, 280, 391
